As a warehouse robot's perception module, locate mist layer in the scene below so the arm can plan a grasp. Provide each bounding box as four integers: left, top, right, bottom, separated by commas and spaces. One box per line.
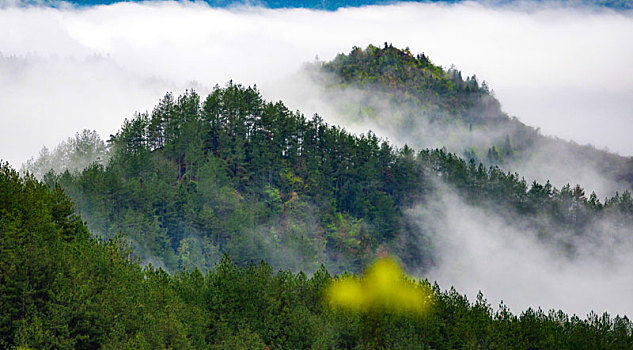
1, 1, 632, 167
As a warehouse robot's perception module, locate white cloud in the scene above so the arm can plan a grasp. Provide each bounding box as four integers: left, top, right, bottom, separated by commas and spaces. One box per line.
412, 186, 633, 317
1, 1, 632, 168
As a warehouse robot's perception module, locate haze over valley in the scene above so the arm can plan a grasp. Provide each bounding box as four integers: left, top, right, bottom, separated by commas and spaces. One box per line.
2, 1, 633, 347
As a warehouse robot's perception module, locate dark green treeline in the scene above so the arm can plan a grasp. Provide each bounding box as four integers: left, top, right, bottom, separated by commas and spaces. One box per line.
321, 44, 633, 184
28, 78, 633, 273
52, 83, 427, 273
2, 163, 632, 348
41, 81, 633, 274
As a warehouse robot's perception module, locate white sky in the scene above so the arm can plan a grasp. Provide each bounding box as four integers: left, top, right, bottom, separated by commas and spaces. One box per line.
1, 1, 632, 167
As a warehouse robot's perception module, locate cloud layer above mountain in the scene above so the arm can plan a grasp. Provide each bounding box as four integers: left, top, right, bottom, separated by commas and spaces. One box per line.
1, 1, 632, 167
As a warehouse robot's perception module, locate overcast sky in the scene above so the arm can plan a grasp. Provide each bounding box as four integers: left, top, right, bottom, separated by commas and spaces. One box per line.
1, 1, 632, 168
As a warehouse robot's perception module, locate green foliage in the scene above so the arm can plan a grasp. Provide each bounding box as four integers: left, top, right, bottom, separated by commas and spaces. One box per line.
321, 44, 633, 189
49, 83, 431, 273
30, 76, 633, 278
324, 43, 496, 120
0, 163, 192, 349
1, 162, 632, 348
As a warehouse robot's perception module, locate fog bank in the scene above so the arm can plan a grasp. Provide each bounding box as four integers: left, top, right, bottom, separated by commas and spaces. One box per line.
0, 1, 632, 168
411, 185, 633, 317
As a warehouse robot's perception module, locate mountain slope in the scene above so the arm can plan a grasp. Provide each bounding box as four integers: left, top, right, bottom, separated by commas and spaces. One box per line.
29, 81, 633, 276
3, 161, 633, 348
314, 44, 633, 196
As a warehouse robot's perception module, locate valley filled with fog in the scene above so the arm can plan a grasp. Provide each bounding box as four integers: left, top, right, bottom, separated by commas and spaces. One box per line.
3, 0, 633, 321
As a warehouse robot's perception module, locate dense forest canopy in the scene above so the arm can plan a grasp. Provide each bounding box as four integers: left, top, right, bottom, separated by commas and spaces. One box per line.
315, 44, 633, 195
25, 78, 633, 278
2, 162, 633, 348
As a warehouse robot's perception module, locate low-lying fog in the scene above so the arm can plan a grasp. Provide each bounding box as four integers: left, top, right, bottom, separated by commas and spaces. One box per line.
2, 0, 633, 318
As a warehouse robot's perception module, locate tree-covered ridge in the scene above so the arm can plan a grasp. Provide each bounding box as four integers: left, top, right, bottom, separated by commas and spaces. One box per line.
319, 44, 542, 168
323, 44, 502, 125
0, 163, 192, 348
2, 164, 633, 348
34, 82, 633, 276
54, 84, 425, 273
319, 44, 633, 189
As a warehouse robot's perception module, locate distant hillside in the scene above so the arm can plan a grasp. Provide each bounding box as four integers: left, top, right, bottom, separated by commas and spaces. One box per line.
27, 82, 633, 276
316, 44, 633, 196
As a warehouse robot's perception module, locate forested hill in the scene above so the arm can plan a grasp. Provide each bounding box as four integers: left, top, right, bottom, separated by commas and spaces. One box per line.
2, 163, 633, 348
29, 82, 633, 276
316, 44, 633, 194
323, 45, 502, 124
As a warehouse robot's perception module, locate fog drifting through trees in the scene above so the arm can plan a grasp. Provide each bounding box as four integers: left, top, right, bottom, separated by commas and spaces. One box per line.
5, 0, 633, 324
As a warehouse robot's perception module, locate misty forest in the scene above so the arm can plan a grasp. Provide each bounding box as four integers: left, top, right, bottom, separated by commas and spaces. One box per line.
4, 40, 633, 349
